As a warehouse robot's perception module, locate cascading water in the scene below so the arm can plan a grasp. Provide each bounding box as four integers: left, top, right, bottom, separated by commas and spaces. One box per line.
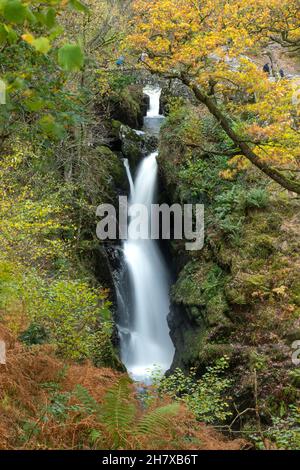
143, 86, 164, 136
143, 86, 162, 117
118, 86, 174, 382
123, 158, 135, 196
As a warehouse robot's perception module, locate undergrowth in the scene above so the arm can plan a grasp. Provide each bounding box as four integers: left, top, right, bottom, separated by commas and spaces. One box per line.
0, 332, 244, 450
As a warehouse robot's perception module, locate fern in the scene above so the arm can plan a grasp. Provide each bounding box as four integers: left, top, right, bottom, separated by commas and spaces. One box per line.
74, 384, 101, 415
101, 377, 136, 448
74, 380, 182, 450
89, 429, 102, 448
137, 402, 180, 438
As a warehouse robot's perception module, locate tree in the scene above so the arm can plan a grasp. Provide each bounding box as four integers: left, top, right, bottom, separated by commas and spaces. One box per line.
246, 0, 300, 53
127, 0, 300, 193
0, 0, 87, 147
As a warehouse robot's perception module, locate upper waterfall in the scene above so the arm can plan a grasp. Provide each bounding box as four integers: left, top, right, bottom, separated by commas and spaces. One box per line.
143, 86, 162, 117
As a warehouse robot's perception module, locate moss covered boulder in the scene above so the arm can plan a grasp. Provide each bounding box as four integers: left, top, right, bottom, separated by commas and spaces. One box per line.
109, 85, 147, 129
119, 124, 158, 170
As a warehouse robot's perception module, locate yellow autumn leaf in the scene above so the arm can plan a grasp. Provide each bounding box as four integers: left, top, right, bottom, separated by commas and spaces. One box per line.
21, 33, 34, 44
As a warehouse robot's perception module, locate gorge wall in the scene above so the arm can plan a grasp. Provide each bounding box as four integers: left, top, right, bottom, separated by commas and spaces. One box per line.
157, 91, 300, 420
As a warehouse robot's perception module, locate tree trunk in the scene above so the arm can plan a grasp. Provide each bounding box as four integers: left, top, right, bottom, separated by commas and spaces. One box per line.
181, 75, 300, 194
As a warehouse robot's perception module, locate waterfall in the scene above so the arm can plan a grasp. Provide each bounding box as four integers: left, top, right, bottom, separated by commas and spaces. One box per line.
123, 158, 135, 196
118, 86, 174, 382
143, 86, 162, 117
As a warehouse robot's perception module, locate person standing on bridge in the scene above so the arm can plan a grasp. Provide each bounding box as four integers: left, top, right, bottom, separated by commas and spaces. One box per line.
116, 56, 125, 69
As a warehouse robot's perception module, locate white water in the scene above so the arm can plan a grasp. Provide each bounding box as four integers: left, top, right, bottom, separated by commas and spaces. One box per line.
123, 158, 135, 196
120, 86, 174, 382
143, 86, 162, 117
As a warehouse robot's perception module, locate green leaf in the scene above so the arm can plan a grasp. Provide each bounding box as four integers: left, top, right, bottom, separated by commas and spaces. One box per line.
0, 0, 7, 13
44, 7, 56, 28
25, 7, 37, 24
3, 24, 17, 43
69, 0, 89, 14
24, 98, 45, 112
58, 44, 84, 72
38, 114, 65, 140
32, 37, 51, 54
3, 0, 26, 24
48, 25, 64, 41
0, 24, 7, 44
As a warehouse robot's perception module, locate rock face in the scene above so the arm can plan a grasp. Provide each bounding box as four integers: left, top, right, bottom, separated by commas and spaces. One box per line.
157, 99, 300, 416
107, 85, 148, 129
95, 84, 157, 170
159, 79, 198, 115
142, 93, 150, 116
118, 123, 158, 170
95, 145, 129, 194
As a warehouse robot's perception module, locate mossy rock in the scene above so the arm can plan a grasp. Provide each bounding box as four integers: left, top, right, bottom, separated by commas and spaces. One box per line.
110, 119, 122, 138
291, 280, 300, 307
109, 85, 145, 128
206, 294, 231, 326
198, 343, 234, 366
119, 124, 143, 169
122, 141, 141, 168
244, 273, 271, 290
120, 124, 142, 143
224, 284, 247, 306
95, 145, 128, 193
248, 234, 276, 259
186, 305, 203, 325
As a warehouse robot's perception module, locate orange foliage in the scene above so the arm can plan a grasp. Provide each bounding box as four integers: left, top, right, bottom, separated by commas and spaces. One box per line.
0, 325, 246, 450
128, 0, 300, 170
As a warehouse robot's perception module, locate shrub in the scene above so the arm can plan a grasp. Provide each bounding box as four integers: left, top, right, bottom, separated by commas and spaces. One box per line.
19, 323, 49, 346
23, 277, 112, 361
252, 405, 300, 450
0, 259, 113, 361
154, 356, 233, 424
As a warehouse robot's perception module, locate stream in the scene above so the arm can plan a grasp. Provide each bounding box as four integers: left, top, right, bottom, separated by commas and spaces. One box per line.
117, 86, 175, 382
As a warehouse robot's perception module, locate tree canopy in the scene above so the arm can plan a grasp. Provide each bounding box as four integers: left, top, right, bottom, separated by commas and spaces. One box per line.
127, 0, 300, 192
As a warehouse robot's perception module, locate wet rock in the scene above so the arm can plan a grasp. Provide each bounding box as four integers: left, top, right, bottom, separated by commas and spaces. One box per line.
120, 124, 143, 169
119, 124, 158, 170
143, 133, 158, 153
142, 94, 150, 116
